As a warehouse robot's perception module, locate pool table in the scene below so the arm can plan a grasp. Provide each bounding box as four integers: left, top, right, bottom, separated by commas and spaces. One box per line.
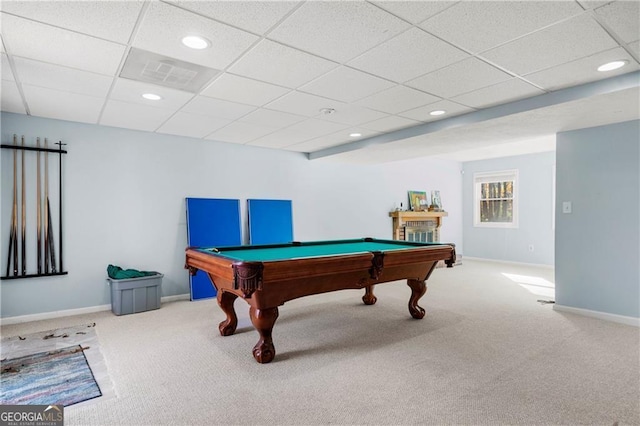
185, 238, 456, 363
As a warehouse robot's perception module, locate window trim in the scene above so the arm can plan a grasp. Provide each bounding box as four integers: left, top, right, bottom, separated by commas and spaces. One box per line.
473, 169, 519, 228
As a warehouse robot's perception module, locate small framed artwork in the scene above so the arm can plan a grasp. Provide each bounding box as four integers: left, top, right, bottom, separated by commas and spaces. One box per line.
431, 190, 442, 210
408, 191, 429, 211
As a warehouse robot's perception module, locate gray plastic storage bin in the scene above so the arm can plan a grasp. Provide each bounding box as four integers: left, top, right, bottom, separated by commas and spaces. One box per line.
107, 274, 163, 315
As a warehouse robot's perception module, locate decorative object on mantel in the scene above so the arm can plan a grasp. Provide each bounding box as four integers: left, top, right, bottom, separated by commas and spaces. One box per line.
407, 190, 429, 211
429, 190, 443, 212
1, 135, 68, 280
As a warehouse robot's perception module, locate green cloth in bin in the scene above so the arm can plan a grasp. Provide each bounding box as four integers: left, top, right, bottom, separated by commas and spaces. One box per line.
107, 264, 157, 280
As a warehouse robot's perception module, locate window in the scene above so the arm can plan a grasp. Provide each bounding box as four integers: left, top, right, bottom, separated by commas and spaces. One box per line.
474, 170, 518, 228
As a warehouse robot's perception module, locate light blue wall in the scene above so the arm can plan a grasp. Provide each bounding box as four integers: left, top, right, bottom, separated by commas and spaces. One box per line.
462, 151, 556, 265
556, 120, 639, 318
0, 112, 463, 319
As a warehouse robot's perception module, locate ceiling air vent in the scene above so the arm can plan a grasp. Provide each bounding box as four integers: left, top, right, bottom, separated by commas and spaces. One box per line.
120, 48, 219, 93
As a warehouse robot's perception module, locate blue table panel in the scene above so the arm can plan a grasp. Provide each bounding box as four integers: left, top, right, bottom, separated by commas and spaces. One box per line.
186, 198, 241, 300
247, 199, 293, 245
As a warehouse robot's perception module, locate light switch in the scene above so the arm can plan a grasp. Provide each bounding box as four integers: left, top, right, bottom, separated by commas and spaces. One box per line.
562, 201, 572, 214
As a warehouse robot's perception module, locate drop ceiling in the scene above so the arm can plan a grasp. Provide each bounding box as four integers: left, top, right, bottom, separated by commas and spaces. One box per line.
1, 0, 639, 163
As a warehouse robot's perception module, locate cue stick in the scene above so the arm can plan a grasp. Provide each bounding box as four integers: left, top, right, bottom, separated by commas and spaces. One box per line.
44, 138, 49, 273
21, 136, 26, 275
36, 137, 42, 274
56, 141, 65, 273
47, 198, 57, 273
5, 201, 14, 276
5, 135, 18, 276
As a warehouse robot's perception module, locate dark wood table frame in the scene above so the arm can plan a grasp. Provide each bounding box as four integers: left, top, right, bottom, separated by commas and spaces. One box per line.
185, 240, 455, 363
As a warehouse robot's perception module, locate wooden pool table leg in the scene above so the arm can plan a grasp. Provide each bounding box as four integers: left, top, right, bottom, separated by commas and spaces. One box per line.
362, 285, 377, 305
249, 306, 279, 364
217, 291, 238, 336
407, 279, 427, 319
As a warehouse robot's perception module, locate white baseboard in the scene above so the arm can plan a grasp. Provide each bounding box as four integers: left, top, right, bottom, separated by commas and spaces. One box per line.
463, 256, 554, 269
0, 293, 191, 326
553, 304, 640, 327
161, 294, 190, 303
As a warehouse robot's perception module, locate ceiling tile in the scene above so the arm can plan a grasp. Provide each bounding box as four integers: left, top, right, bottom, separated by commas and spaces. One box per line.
268, 1, 409, 63
110, 78, 194, 109
524, 47, 640, 91
23, 84, 103, 124
133, 2, 259, 70
265, 91, 344, 117
348, 27, 468, 83
100, 99, 175, 131
1, 53, 15, 81
360, 115, 420, 133
406, 57, 512, 98
201, 73, 289, 106
287, 127, 380, 153
168, 1, 299, 35
182, 96, 256, 120
228, 40, 337, 88
451, 79, 544, 109
421, 1, 584, 53
0, 1, 143, 44
1, 14, 126, 75
299, 66, 395, 103
1, 80, 25, 113
238, 108, 306, 128
207, 121, 278, 145
400, 100, 475, 122
372, 1, 457, 24
156, 112, 231, 139
576, 1, 611, 10
481, 14, 619, 75
317, 104, 388, 126
355, 85, 440, 114
434, 136, 556, 162
594, 1, 640, 43
13, 57, 112, 97
248, 118, 348, 149
629, 40, 640, 57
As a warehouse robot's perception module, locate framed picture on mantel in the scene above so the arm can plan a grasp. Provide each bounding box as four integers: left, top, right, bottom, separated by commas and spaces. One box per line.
408, 191, 428, 211
431, 190, 442, 211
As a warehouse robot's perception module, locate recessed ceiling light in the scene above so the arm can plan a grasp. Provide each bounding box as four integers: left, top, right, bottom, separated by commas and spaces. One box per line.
349, 133, 362, 138
430, 110, 446, 116
597, 60, 627, 72
142, 93, 162, 101
181, 35, 210, 50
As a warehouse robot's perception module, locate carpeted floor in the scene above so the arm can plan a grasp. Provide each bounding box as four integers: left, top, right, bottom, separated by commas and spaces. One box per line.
1, 259, 638, 425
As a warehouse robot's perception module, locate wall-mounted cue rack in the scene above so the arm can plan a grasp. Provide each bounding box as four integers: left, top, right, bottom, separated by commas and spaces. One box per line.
1, 135, 68, 280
